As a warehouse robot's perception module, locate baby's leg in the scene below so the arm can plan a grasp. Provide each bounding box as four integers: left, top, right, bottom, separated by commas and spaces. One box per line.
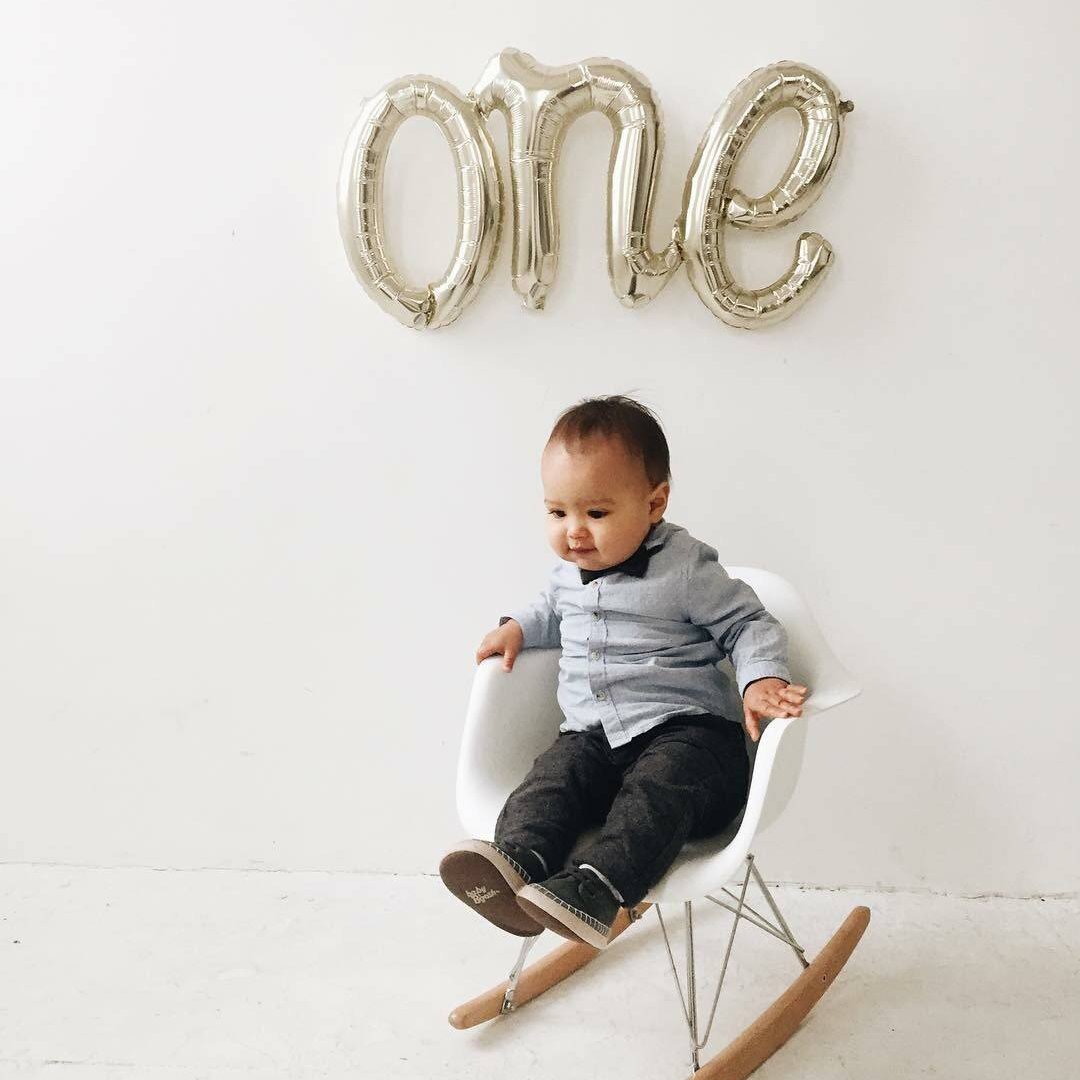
494, 729, 621, 878
571, 718, 750, 907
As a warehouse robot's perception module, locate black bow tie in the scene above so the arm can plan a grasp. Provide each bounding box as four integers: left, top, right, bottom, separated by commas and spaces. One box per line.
579, 540, 655, 584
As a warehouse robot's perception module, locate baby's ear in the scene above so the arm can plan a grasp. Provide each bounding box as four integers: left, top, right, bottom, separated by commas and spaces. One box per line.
649, 481, 670, 518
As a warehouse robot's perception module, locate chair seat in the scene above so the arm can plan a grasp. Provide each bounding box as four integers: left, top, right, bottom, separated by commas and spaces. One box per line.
561, 809, 747, 904
644, 821, 749, 903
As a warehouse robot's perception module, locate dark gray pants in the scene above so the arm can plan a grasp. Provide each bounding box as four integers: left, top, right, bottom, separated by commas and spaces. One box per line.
493, 714, 750, 908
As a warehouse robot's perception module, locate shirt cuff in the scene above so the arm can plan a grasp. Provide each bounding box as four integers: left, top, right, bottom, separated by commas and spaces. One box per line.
500, 611, 549, 649
737, 661, 791, 697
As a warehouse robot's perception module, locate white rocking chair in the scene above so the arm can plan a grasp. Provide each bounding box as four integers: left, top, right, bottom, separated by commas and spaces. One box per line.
448, 567, 869, 1079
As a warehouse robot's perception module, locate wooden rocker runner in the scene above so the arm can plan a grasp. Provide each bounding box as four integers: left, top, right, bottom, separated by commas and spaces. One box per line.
448, 567, 868, 1078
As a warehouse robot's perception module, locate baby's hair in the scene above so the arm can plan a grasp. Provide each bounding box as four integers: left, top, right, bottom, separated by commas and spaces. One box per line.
548, 395, 671, 489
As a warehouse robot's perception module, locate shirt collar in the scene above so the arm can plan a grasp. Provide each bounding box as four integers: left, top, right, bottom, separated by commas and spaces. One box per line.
579, 520, 668, 585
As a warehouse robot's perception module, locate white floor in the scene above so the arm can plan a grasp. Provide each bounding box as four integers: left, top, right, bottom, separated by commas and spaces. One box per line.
1, 866, 1077, 1079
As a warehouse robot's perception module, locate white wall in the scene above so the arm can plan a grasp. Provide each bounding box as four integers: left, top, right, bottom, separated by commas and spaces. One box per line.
2, 1, 1077, 896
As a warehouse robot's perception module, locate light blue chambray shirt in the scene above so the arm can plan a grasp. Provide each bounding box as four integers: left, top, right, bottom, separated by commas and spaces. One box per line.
503, 520, 791, 749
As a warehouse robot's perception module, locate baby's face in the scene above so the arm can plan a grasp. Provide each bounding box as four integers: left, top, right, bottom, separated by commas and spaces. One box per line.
541, 436, 669, 572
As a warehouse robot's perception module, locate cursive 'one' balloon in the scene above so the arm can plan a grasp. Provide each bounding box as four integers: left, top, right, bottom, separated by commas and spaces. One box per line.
471, 48, 681, 311
677, 62, 852, 328
336, 76, 501, 329
337, 56, 852, 330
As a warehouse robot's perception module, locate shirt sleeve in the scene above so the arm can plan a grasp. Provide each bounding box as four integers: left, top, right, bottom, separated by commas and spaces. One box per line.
685, 542, 791, 695
501, 577, 562, 649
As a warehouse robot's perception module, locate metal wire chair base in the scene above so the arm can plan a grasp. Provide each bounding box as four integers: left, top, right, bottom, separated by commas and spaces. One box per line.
655, 853, 807, 1073
501, 933, 541, 1013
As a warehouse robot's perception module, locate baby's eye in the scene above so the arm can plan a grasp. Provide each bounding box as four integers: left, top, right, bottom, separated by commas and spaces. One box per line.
548, 509, 566, 518
587, 510, 607, 519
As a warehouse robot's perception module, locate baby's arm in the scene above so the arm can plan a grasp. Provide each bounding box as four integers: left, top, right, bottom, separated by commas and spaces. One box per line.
686, 543, 806, 740
476, 580, 561, 671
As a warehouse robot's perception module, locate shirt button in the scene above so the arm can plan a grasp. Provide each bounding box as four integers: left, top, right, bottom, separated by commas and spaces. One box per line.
592, 611, 601, 620
596, 691, 607, 701
590, 651, 600, 661
591, 580, 599, 587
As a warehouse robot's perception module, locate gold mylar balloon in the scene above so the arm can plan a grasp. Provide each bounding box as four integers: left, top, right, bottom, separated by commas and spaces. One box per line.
338, 56, 852, 329
337, 76, 502, 329
678, 62, 851, 328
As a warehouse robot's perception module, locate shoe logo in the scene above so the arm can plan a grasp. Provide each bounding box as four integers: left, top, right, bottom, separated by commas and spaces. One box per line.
466, 884, 500, 905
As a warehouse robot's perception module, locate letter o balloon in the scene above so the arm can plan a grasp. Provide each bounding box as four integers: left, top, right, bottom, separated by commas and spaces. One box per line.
336, 76, 501, 329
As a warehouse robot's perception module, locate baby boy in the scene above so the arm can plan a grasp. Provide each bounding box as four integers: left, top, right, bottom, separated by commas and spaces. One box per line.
439, 396, 807, 948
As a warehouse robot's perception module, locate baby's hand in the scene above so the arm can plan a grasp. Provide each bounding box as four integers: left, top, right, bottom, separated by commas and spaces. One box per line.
742, 679, 808, 743
476, 620, 525, 671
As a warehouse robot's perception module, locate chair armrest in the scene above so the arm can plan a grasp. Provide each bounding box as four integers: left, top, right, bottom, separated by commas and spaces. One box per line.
801, 684, 862, 717
455, 650, 563, 836
647, 715, 802, 902
647, 689, 861, 903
